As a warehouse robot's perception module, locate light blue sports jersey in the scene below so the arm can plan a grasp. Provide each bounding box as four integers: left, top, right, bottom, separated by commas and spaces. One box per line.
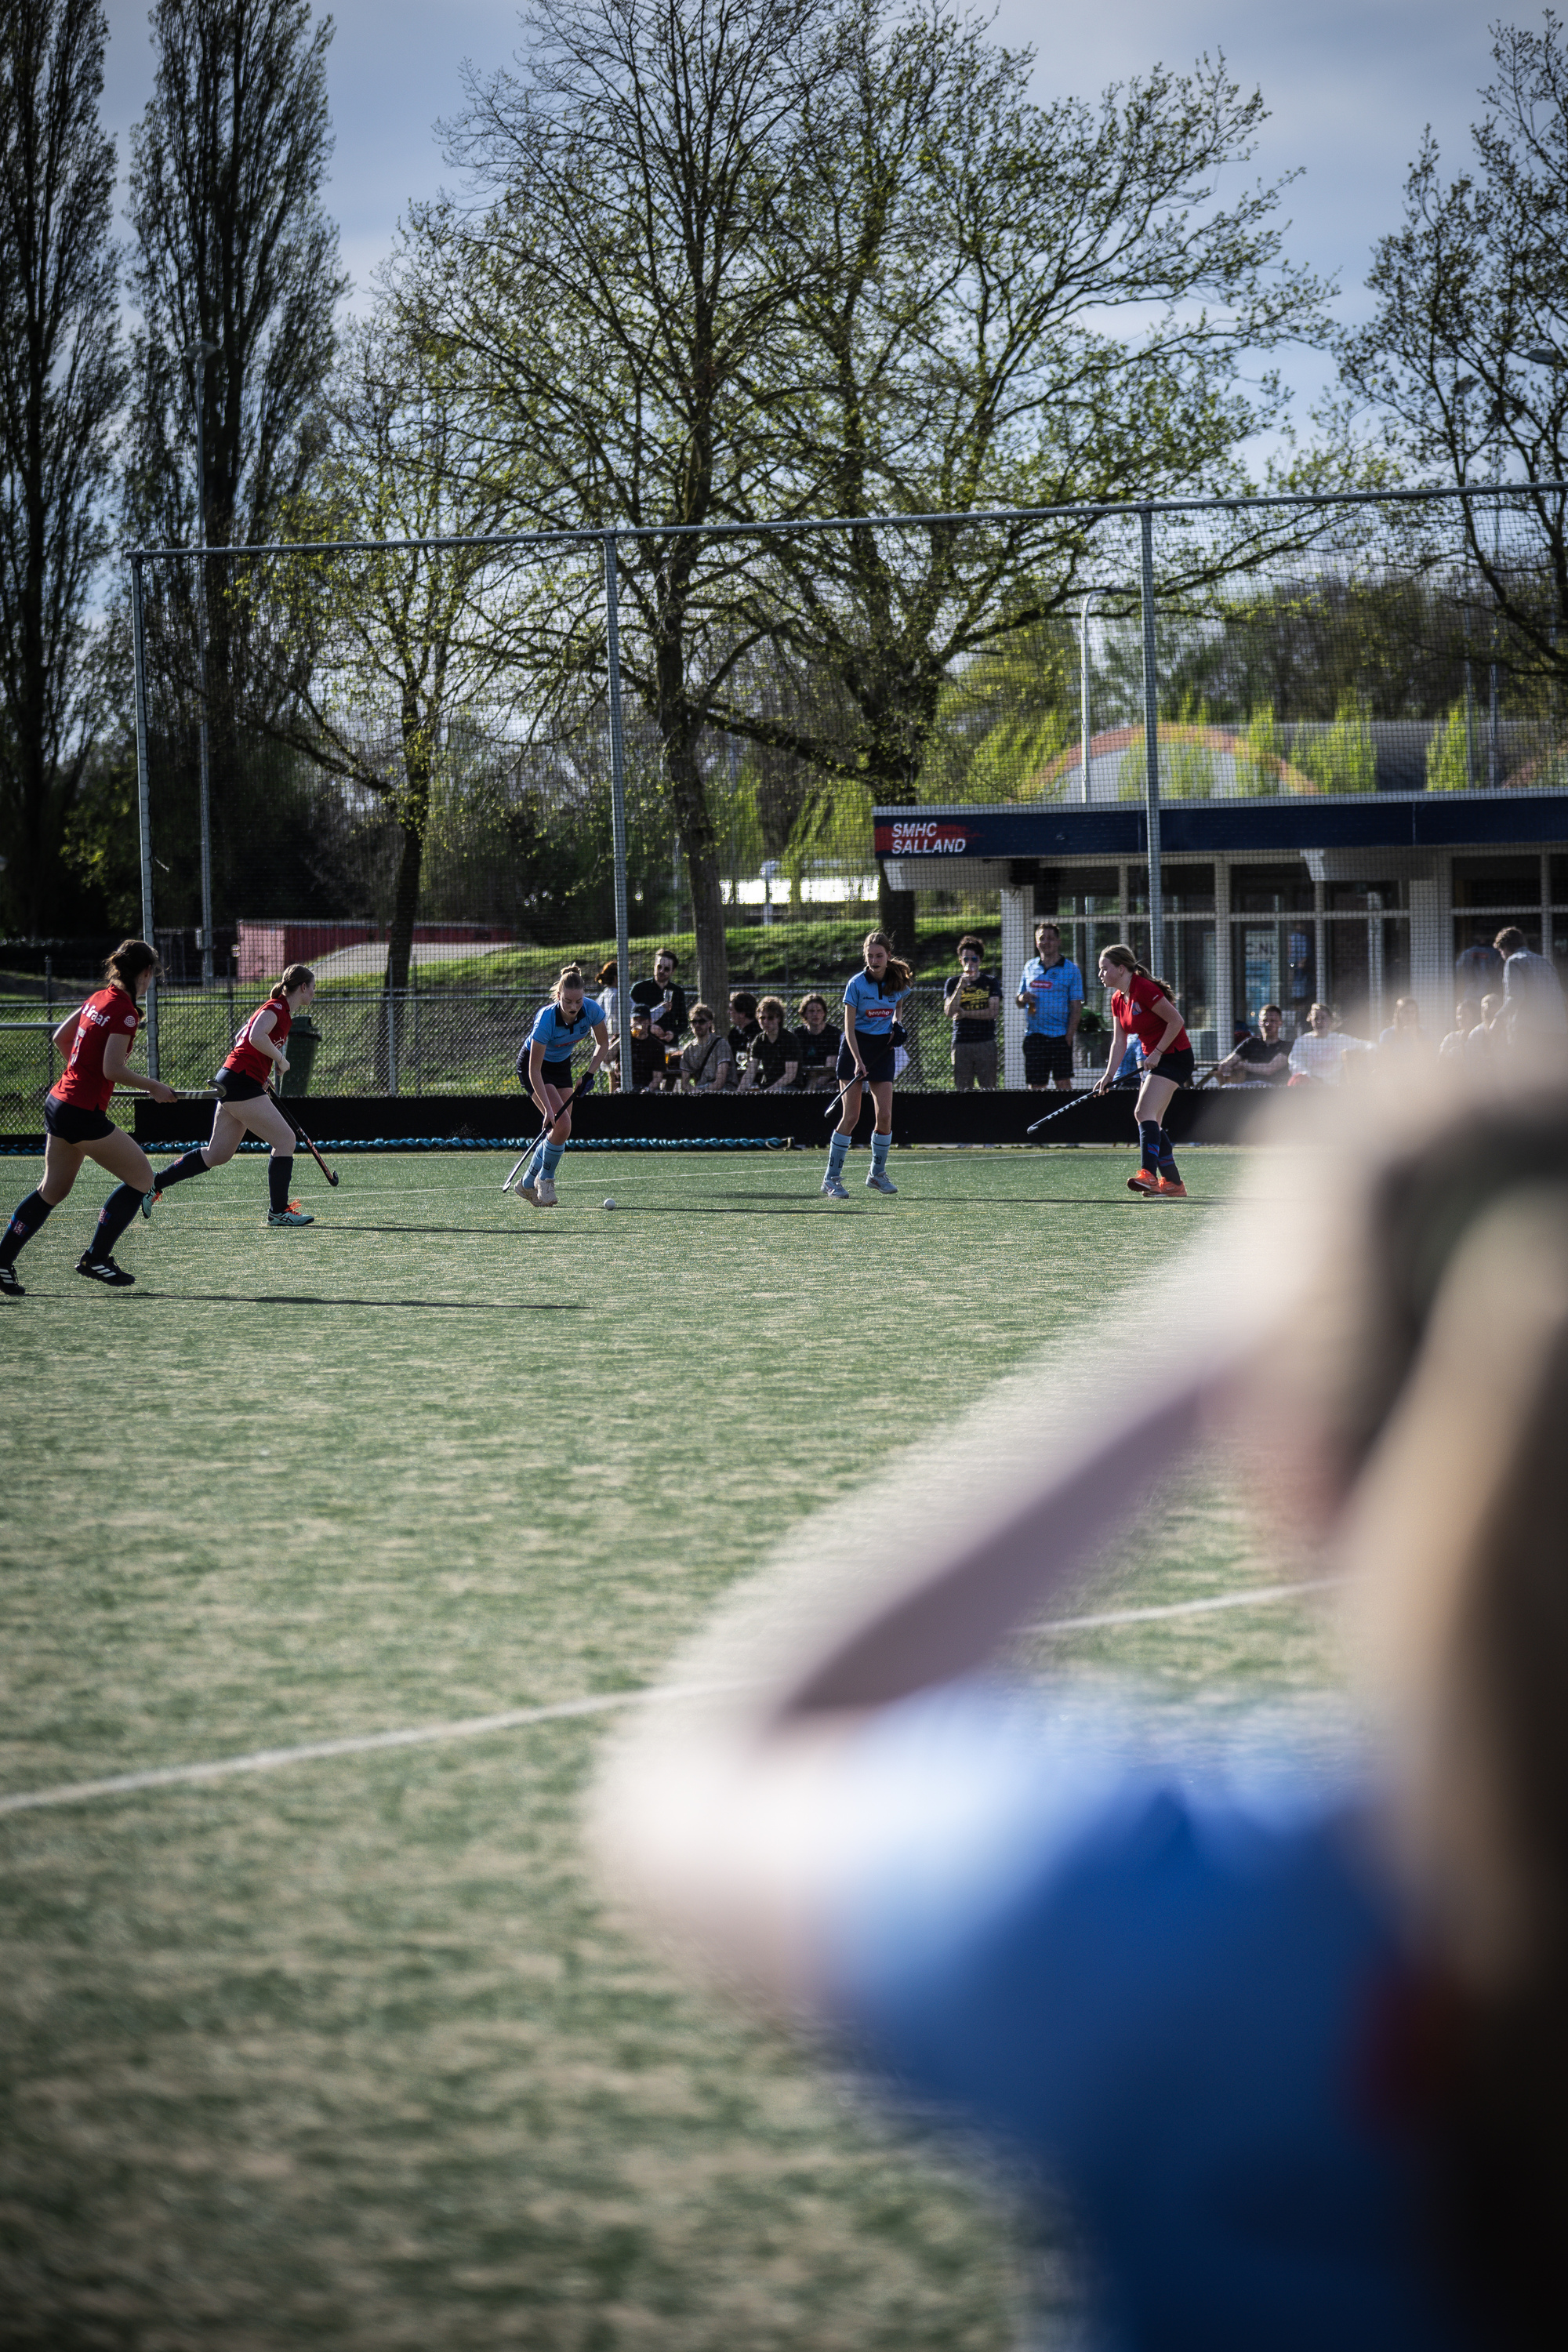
1019, 955, 1084, 1036
843, 970, 905, 1038
528, 996, 605, 1058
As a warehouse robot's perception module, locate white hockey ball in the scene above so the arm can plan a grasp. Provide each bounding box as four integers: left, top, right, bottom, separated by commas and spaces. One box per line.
604, 1198, 617, 1210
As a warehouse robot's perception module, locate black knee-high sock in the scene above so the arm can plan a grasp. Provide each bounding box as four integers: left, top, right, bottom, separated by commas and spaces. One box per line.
156, 1147, 211, 1189
268, 1154, 294, 1214
1138, 1119, 1161, 1173
0, 1189, 52, 1267
91, 1183, 142, 1259
1156, 1127, 1181, 1180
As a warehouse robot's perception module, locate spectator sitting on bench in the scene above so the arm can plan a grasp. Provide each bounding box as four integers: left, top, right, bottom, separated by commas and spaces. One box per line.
626, 1006, 667, 1092
1214, 1003, 1290, 1084
680, 1005, 733, 1093
794, 994, 841, 1091
738, 996, 798, 1091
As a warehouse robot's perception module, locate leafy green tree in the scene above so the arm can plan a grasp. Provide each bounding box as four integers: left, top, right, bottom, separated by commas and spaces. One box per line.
1426, 700, 1475, 791
1296, 691, 1376, 794
404, 0, 844, 1012
1337, 13, 1568, 684
0, 0, 124, 931
702, 3, 1334, 945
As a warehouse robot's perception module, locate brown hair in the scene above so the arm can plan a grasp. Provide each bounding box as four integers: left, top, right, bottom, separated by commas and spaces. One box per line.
103, 938, 160, 996
688, 1002, 715, 1025
757, 995, 786, 1025
597, 960, 619, 989
552, 964, 586, 1004
1494, 927, 1528, 957
1098, 943, 1174, 1000
798, 993, 829, 1020
729, 990, 757, 1020
1268, 1075, 1568, 2333
271, 962, 314, 1000
862, 930, 913, 995
957, 934, 985, 958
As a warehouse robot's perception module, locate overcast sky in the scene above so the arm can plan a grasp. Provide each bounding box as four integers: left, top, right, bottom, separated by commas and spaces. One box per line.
100, 0, 1505, 428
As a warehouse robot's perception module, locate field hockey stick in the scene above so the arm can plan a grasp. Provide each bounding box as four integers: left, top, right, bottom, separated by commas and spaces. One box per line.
504, 1067, 597, 1191
1023, 1076, 1138, 1136
822, 1063, 873, 1120
267, 1080, 339, 1187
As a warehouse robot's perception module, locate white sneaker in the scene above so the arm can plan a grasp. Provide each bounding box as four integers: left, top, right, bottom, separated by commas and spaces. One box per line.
535, 1174, 557, 1207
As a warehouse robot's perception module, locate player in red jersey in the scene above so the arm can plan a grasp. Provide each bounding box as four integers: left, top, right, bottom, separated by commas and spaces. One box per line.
1093, 942, 1196, 1199
151, 964, 318, 1226
0, 939, 176, 1294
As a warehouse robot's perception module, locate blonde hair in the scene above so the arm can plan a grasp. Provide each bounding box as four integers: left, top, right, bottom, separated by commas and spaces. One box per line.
552, 964, 585, 1004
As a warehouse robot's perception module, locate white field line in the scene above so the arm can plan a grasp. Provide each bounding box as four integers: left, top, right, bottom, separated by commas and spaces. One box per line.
0, 1580, 1345, 1820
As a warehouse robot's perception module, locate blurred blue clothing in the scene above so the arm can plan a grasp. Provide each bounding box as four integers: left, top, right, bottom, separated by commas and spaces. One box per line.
822, 1687, 1473, 2352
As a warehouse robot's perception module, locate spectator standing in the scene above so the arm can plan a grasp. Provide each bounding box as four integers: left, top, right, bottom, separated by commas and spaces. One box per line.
1214, 1003, 1290, 1084
1287, 1003, 1373, 1084
1015, 921, 1083, 1089
630, 949, 687, 1058
943, 937, 1001, 1089
679, 1005, 733, 1093
1377, 996, 1430, 1060
794, 994, 841, 1091
1454, 935, 1503, 1008
727, 992, 761, 1077
739, 997, 799, 1091
1494, 926, 1568, 1040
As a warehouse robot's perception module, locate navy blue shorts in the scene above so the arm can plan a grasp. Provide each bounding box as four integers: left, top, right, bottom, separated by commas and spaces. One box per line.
1145, 1045, 1196, 1087
44, 1093, 115, 1144
517, 1054, 575, 1094
213, 1067, 267, 1101
837, 1039, 897, 1087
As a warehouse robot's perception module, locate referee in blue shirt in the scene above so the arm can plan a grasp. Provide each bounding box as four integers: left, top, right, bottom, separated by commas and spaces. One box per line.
1015, 921, 1083, 1089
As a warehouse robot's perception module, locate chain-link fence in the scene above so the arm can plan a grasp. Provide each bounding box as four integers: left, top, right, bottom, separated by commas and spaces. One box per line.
7, 476, 1555, 1131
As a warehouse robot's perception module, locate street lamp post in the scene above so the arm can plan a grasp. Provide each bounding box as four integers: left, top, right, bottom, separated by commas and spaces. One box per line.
185, 338, 220, 986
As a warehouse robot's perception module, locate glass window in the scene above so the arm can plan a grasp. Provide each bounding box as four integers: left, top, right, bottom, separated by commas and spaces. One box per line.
1552, 855, 1568, 902
1127, 864, 1214, 912
1231, 863, 1314, 913
1233, 916, 1315, 1029
1450, 855, 1540, 907
1327, 880, 1407, 911
1034, 867, 1118, 918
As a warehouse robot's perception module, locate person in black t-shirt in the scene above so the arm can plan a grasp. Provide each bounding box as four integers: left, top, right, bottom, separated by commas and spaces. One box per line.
630, 948, 687, 1054
728, 990, 761, 1075
795, 993, 842, 1089
738, 996, 800, 1090
943, 935, 1001, 1089
1215, 1003, 1290, 1084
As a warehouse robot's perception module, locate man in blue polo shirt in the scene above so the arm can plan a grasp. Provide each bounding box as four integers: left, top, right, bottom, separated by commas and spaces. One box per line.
1015, 920, 1083, 1089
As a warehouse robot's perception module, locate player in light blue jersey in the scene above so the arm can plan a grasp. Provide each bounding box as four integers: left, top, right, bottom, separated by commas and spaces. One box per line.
823, 930, 913, 1199
509, 964, 612, 1207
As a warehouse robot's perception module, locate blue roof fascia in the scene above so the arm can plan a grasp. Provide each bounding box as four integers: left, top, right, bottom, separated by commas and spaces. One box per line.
873, 796, 1568, 858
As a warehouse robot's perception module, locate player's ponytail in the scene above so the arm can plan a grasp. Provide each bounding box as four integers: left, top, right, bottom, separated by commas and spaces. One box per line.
103, 938, 160, 996
1100, 943, 1174, 1001
862, 930, 914, 996
274, 963, 314, 1000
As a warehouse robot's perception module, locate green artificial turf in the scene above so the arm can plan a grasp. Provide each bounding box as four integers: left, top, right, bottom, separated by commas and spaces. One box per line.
0, 1146, 1350, 2350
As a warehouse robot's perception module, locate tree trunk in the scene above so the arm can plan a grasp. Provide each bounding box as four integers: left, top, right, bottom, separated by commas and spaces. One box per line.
385, 813, 423, 996
687, 848, 729, 1017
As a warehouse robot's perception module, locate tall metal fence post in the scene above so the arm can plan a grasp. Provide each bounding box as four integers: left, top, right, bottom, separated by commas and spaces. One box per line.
387, 989, 398, 1095
603, 534, 633, 1073
1079, 593, 1092, 804
130, 552, 159, 1077
1139, 508, 1163, 973
194, 397, 214, 989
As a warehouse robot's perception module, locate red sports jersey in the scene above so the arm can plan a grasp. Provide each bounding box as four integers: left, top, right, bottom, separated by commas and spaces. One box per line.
53, 986, 140, 1113
1112, 975, 1190, 1056
225, 994, 292, 1082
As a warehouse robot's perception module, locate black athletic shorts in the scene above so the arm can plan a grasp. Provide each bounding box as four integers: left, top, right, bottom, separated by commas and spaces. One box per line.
43, 1092, 115, 1144
1023, 1033, 1074, 1085
516, 1052, 575, 1094
1145, 1044, 1196, 1087
213, 1066, 267, 1101
837, 1039, 896, 1087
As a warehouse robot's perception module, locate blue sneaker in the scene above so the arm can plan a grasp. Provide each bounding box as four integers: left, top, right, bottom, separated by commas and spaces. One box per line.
865, 1170, 898, 1194
820, 1175, 850, 1200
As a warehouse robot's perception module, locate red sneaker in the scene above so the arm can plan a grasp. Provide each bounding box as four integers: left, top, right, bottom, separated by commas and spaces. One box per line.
1154, 1174, 1189, 1198
1127, 1170, 1160, 1196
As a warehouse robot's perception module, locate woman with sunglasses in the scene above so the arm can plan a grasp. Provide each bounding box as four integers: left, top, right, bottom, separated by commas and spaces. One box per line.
678, 1004, 734, 1093
823, 931, 913, 1199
